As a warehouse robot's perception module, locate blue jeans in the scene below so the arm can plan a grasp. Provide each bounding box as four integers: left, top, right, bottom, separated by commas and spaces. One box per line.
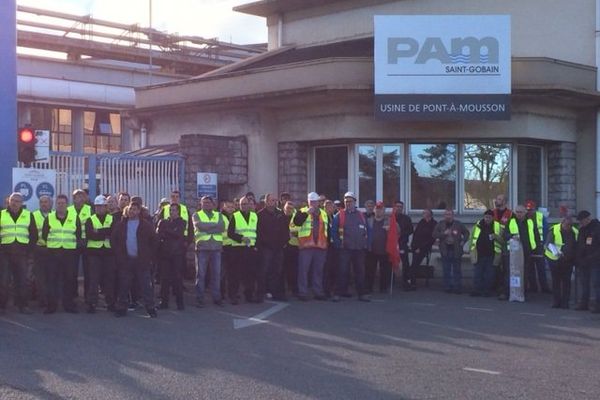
297, 248, 327, 297
473, 255, 495, 295
442, 247, 462, 291
336, 248, 366, 296
196, 250, 222, 302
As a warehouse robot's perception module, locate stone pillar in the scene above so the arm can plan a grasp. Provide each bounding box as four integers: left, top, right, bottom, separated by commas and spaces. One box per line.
278, 142, 308, 204
179, 134, 248, 205
547, 142, 576, 216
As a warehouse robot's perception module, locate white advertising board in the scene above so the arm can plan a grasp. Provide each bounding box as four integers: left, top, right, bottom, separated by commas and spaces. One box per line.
12, 168, 56, 211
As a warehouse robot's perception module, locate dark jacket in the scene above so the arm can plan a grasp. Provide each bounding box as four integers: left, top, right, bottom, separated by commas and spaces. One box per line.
110, 217, 157, 268
433, 219, 469, 258
257, 207, 289, 249
410, 218, 437, 252
576, 218, 600, 268
156, 217, 188, 256
394, 212, 414, 246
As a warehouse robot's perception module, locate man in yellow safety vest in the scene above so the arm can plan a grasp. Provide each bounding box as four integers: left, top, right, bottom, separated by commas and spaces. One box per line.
0, 192, 38, 314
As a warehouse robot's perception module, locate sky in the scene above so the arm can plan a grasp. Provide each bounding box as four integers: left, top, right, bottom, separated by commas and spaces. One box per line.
18, 0, 267, 44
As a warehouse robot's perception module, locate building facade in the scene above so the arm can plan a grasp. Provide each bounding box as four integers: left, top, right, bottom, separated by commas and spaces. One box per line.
133, 0, 600, 219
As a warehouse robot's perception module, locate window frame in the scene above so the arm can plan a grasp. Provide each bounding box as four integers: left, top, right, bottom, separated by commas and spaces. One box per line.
354, 143, 404, 207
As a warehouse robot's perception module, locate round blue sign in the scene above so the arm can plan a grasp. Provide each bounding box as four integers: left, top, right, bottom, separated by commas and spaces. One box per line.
13, 181, 33, 201
36, 182, 55, 199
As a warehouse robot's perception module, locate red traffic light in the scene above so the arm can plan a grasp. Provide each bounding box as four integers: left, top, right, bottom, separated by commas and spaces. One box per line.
19, 128, 34, 143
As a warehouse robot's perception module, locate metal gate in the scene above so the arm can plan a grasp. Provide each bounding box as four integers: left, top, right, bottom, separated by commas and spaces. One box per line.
29, 152, 184, 211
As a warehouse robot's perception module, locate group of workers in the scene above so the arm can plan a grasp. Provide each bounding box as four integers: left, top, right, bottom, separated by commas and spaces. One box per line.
1, 189, 599, 318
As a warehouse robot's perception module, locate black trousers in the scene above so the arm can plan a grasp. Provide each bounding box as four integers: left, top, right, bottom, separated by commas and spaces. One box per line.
550, 259, 573, 307
0, 251, 29, 309
409, 248, 429, 287
221, 246, 232, 299
261, 246, 285, 299
117, 256, 155, 311
46, 249, 78, 310
87, 252, 116, 307
283, 245, 299, 295
243, 247, 263, 301
227, 246, 258, 301
365, 252, 391, 293
33, 247, 49, 305
159, 253, 184, 307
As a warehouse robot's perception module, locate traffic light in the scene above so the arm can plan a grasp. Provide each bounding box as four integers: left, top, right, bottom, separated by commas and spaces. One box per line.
18, 127, 36, 165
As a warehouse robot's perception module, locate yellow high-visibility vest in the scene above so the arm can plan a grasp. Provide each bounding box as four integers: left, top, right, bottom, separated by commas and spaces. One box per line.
0, 209, 31, 245
470, 220, 502, 254
47, 210, 78, 249
194, 210, 223, 244
231, 211, 257, 247
544, 224, 579, 261
86, 214, 113, 249
508, 218, 537, 251
32, 209, 48, 246
222, 215, 233, 246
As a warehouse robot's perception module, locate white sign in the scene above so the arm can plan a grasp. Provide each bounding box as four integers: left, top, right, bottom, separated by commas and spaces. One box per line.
197, 172, 218, 200
34, 130, 50, 162
375, 15, 511, 94
12, 168, 57, 211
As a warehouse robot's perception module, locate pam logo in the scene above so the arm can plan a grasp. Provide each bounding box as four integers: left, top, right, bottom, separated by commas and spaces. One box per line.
388, 37, 499, 65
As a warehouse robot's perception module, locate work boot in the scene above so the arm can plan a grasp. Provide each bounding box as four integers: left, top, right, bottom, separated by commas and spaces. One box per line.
574, 303, 589, 311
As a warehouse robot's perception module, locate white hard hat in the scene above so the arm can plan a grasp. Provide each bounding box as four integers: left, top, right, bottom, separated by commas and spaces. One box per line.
93, 195, 107, 205
344, 191, 356, 200
307, 192, 320, 202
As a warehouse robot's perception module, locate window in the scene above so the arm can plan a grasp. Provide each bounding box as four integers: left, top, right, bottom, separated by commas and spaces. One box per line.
463, 143, 510, 210
52, 108, 72, 152
314, 146, 348, 201
382, 145, 402, 206
84, 111, 122, 153
358, 145, 376, 204
410, 143, 456, 210
517, 145, 543, 206
356, 144, 403, 206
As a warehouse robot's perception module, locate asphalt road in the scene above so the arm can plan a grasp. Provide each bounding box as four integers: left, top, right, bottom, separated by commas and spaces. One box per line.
1, 287, 599, 400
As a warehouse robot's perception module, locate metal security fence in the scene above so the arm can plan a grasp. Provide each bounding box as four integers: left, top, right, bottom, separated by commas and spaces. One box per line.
97, 154, 182, 212
27, 151, 184, 211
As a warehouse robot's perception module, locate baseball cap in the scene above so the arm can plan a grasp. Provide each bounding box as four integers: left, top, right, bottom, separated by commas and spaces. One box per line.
333, 200, 342, 206
307, 192, 320, 202
344, 191, 356, 200
375, 201, 385, 208
577, 210, 591, 221
93, 195, 107, 205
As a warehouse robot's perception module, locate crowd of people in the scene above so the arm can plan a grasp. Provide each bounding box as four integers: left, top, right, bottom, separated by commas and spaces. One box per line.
0, 189, 599, 318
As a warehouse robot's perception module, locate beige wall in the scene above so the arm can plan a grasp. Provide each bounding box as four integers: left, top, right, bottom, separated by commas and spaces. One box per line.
147, 108, 279, 197
576, 113, 597, 214
273, 0, 595, 66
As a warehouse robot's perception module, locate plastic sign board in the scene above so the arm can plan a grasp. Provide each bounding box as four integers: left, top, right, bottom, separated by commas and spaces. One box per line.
374, 15, 511, 120
34, 130, 50, 162
197, 172, 218, 200
12, 168, 56, 211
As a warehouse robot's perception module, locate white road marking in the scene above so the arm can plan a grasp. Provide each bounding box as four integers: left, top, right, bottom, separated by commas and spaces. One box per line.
463, 367, 501, 375
0, 317, 38, 331
520, 312, 546, 317
410, 302, 436, 306
371, 299, 386, 303
233, 301, 289, 329
465, 307, 494, 312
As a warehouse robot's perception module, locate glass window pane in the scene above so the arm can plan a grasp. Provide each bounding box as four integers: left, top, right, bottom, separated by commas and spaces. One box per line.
110, 113, 121, 135
58, 133, 71, 153
84, 134, 96, 154
96, 135, 109, 153
358, 145, 376, 205
410, 143, 456, 210
59, 109, 72, 132
84, 111, 95, 135
464, 144, 510, 210
315, 146, 348, 201
518, 145, 542, 206
109, 136, 122, 152
383, 145, 401, 206
30, 106, 52, 130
